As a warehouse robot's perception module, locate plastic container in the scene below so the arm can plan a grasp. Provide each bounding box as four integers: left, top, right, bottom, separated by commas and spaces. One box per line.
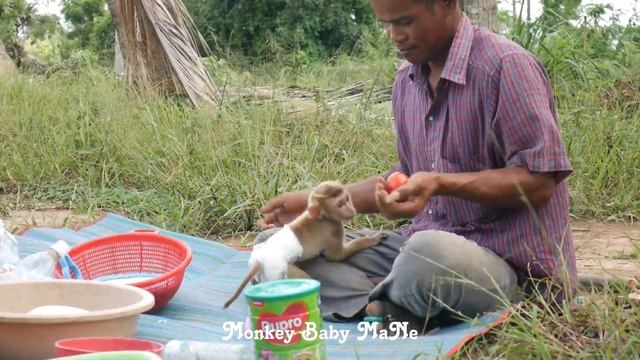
54, 229, 192, 313
1, 240, 70, 282
1, 221, 71, 282
49, 351, 162, 360
0, 280, 154, 360
55, 337, 164, 357
0, 219, 19, 264
163, 340, 253, 360
245, 279, 326, 360
20, 240, 70, 279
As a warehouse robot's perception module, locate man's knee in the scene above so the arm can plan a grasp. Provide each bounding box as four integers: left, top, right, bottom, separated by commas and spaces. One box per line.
403, 230, 471, 271
403, 230, 517, 296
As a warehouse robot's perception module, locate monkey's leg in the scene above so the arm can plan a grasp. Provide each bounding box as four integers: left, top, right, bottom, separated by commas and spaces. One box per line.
287, 264, 311, 278
325, 233, 388, 261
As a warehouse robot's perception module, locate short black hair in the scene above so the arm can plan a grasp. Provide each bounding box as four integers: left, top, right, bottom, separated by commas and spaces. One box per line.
412, 0, 464, 9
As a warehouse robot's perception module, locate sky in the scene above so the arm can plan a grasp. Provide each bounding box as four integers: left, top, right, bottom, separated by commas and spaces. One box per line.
34, 0, 638, 25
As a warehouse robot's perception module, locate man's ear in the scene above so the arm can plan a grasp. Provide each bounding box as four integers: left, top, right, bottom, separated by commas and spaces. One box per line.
308, 205, 321, 219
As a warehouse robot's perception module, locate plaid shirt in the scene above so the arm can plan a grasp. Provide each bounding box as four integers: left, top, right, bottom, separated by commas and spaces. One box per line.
392, 15, 576, 283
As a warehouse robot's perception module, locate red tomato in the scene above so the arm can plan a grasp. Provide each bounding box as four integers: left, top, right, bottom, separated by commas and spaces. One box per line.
385, 172, 409, 193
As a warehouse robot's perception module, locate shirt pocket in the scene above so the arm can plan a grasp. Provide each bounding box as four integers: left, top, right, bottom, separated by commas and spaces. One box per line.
439, 104, 483, 168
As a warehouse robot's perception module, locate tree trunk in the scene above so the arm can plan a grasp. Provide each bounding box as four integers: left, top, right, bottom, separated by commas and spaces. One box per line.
0, 41, 16, 75
463, 0, 499, 32
106, 0, 128, 71
114, 33, 124, 74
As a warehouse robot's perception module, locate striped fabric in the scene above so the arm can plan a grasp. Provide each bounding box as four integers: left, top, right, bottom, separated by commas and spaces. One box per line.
16, 213, 506, 359
392, 15, 576, 284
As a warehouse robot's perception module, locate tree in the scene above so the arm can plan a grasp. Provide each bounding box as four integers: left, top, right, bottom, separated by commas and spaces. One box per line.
463, 0, 499, 31
26, 14, 63, 41
106, 0, 219, 107
62, 0, 114, 57
184, 0, 378, 61
537, 0, 582, 27
0, 0, 34, 65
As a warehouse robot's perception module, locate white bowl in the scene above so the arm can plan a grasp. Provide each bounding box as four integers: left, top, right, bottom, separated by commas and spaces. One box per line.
0, 280, 154, 360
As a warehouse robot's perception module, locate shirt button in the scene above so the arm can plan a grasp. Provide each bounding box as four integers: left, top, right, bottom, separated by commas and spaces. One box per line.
428, 209, 433, 215
428, 116, 434, 122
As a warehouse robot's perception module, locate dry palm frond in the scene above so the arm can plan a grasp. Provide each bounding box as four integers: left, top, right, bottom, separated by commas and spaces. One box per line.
107, 0, 219, 108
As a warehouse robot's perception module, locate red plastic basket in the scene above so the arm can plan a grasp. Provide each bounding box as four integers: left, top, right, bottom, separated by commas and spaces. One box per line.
54, 229, 192, 313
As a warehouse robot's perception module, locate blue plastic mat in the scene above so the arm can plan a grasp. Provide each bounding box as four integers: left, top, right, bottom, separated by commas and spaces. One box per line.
16, 213, 507, 359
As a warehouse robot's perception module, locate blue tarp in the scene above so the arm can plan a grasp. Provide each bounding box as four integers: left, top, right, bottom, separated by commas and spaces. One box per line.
16, 213, 506, 359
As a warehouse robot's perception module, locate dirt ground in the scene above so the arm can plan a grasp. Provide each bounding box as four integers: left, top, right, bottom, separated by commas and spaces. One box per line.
2, 208, 638, 278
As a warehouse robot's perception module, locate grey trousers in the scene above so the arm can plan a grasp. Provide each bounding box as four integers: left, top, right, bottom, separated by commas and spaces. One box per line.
254, 229, 518, 322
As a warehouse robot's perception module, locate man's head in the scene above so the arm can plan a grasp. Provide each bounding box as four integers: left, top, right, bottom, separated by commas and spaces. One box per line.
369, 0, 463, 65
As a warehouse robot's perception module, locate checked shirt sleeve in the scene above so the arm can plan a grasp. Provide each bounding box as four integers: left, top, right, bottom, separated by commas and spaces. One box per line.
490, 52, 572, 183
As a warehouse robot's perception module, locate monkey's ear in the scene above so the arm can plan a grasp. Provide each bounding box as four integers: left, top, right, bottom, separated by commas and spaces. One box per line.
308, 205, 321, 219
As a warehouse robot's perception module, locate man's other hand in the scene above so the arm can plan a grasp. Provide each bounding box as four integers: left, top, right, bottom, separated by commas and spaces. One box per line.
257, 191, 309, 229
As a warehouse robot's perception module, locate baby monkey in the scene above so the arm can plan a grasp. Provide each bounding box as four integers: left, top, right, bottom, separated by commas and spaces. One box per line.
223, 181, 387, 309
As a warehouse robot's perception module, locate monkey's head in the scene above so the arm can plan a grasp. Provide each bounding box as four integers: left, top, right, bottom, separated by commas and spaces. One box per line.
307, 181, 356, 221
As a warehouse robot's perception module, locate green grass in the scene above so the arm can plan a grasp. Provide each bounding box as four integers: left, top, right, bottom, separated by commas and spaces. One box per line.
0, 66, 399, 237
1, 48, 638, 235
454, 285, 640, 359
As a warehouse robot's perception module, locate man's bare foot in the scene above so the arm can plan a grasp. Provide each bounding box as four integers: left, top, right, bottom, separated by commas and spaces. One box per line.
364, 300, 433, 334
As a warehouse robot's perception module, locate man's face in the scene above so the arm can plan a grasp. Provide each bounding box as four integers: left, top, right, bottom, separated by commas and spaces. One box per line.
369, 0, 453, 64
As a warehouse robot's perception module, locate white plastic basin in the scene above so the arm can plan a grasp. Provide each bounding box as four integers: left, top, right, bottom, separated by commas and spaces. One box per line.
0, 280, 154, 360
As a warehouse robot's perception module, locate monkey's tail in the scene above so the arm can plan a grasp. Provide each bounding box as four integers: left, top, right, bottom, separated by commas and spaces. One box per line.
223, 264, 260, 309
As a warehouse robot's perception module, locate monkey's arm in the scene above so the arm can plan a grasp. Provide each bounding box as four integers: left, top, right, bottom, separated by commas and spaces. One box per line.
323, 233, 387, 262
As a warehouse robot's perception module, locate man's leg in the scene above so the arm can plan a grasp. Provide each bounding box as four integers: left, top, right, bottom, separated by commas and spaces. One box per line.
254, 228, 406, 321
368, 230, 518, 330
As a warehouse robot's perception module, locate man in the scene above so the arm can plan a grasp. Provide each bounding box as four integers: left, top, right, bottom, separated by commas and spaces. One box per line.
257, 0, 576, 330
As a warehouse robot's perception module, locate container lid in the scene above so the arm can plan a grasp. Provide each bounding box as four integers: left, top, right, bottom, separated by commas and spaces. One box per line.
245, 279, 320, 301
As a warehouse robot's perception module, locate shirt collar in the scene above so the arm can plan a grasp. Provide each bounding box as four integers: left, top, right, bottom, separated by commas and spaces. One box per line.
408, 14, 474, 86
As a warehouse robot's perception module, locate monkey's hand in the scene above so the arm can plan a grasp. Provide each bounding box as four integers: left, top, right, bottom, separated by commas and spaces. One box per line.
375, 172, 441, 219
258, 191, 310, 229
366, 232, 389, 247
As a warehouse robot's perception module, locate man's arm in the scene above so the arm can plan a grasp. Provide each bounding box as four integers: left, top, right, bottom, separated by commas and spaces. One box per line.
347, 175, 382, 214
377, 167, 556, 220
437, 166, 556, 209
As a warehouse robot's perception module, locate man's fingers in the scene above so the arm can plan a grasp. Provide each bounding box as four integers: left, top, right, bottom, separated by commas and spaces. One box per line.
392, 198, 423, 216
375, 189, 388, 206
257, 209, 281, 229
260, 201, 277, 213
388, 184, 416, 202
374, 177, 386, 192
263, 211, 278, 224
257, 219, 274, 230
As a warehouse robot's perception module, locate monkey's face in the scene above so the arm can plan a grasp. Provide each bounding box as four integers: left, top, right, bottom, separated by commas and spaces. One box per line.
308, 181, 357, 221
327, 192, 356, 221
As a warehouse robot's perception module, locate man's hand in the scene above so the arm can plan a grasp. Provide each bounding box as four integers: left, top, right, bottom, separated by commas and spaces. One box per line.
375, 172, 441, 220
257, 191, 309, 230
